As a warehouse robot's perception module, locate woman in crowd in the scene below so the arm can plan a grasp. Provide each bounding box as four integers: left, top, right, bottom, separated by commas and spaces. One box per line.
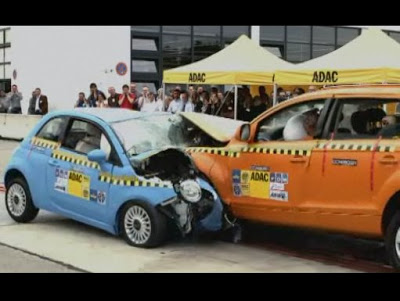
220, 91, 235, 119
96, 93, 109, 108
201, 91, 210, 114
155, 88, 165, 112
141, 92, 158, 112
190, 91, 203, 113
250, 96, 267, 120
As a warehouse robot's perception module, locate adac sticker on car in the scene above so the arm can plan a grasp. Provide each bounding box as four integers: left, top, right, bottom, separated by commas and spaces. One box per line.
67, 171, 90, 200
54, 168, 69, 193
232, 169, 270, 199
269, 172, 289, 201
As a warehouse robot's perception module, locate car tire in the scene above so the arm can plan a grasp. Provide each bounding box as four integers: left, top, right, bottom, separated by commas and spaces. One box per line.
5, 177, 39, 223
385, 212, 400, 270
120, 201, 167, 248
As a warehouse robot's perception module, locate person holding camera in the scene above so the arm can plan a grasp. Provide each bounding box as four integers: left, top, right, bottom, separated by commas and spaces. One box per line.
0, 89, 10, 113
7, 85, 23, 114
75, 92, 91, 108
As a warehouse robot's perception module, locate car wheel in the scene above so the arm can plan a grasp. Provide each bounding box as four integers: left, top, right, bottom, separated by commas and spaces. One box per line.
385, 212, 400, 270
5, 177, 39, 223
120, 201, 167, 248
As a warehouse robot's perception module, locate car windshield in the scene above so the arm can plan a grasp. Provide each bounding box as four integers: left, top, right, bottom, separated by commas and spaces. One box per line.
111, 114, 191, 156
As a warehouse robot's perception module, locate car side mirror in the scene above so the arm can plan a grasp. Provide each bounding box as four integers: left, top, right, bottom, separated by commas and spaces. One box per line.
88, 149, 107, 163
235, 123, 251, 142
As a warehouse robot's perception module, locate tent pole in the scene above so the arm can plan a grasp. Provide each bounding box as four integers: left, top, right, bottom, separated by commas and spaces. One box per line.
216, 86, 234, 116
234, 85, 238, 120
273, 83, 278, 107
162, 82, 166, 111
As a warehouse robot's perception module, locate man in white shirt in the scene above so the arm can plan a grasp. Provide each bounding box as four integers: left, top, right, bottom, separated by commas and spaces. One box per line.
167, 89, 183, 114
137, 86, 150, 111
180, 91, 194, 113
155, 88, 165, 112
140, 92, 158, 113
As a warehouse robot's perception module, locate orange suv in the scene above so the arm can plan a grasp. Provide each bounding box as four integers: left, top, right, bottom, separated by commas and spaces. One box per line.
188, 84, 400, 270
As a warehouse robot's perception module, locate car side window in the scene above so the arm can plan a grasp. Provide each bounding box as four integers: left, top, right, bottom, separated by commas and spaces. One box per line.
333, 98, 400, 140
255, 100, 326, 142
36, 117, 66, 142
62, 119, 112, 160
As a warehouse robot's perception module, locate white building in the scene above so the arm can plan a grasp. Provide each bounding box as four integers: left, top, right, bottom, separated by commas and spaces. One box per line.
1, 26, 400, 112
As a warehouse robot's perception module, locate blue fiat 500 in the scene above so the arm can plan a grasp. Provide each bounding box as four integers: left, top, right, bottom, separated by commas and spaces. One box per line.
3, 109, 224, 247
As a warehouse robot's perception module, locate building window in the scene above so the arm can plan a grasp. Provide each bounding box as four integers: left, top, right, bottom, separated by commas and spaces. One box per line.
0, 48, 4, 63
194, 26, 221, 38
162, 34, 191, 70
0, 27, 11, 90
286, 43, 311, 62
193, 26, 221, 62
287, 26, 311, 43
131, 26, 161, 33
263, 46, 284, 58
313, 26, 335, 45
337, 27, 360, 46
223, 26, 250, 40
389, 32, 400, 43
4, 47, 10, 62
132, 60, 158, 73
132, 38, 158, 51
260, 26, 285, 42
312, 45, 335, 59
134, 82, 157, 94
162, 26, 191, 35
5, 29, 10, 44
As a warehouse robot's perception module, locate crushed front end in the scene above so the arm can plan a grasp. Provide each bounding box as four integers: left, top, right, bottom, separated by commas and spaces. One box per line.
130, 147, 224, 236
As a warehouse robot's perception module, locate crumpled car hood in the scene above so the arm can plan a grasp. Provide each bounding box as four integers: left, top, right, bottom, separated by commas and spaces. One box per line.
179, 112, 245, 143
130, 146, 180, 165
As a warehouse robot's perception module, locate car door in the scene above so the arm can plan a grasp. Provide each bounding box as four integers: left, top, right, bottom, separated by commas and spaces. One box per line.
46, 117, 115, 222
300, 97, 397, 235
227, 99, 329, 226
27, 116, 68, 208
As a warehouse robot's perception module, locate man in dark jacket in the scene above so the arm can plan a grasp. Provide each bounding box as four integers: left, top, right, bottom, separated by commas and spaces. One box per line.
28, 88, 48, 115
107, 87, 120, 108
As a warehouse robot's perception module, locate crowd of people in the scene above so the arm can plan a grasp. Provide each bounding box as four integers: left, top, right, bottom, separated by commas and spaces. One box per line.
0, 85, 48, 115
75, 82, 322, 121
0, 81, 321, 122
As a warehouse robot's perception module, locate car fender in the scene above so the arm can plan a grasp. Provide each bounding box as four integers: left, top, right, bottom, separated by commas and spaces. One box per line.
374, 171, 400, 214
209, 158, 232, 205
197, 178, 224, 231
191, 152, 216, 176
107, 185, 177, 231
4, 158, 47, 208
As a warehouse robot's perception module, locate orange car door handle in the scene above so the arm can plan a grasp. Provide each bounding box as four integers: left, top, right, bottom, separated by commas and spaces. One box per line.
290, 156, 307, 163
379, 156, 398, 165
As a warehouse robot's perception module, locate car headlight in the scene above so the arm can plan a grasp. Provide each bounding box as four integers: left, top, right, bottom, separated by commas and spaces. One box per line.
180, 180, 202, 203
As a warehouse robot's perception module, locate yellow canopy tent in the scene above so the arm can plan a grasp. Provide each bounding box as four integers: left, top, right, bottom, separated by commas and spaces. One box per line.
163, 35, 293, 119
275, 28, 400, 86
163, 35, 293, 85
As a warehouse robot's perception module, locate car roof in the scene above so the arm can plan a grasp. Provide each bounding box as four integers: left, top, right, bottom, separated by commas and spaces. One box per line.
51, 108, 170, 124
294, 84, 400, 101
252, 84, 400, 124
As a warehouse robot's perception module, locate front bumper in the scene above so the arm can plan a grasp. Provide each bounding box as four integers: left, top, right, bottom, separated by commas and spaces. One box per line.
196, 178, 224, 232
